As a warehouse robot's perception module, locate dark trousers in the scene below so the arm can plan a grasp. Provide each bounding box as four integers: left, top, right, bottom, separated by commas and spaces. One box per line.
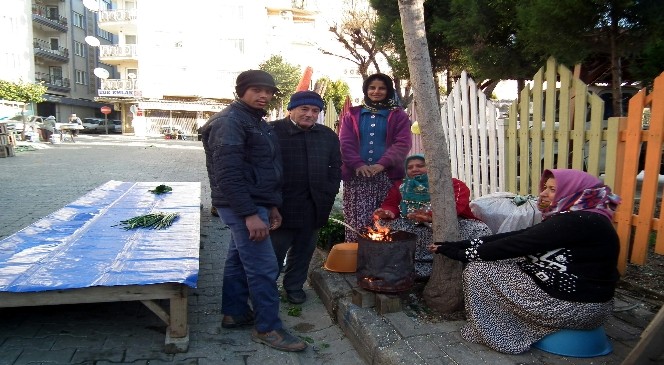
270, 208, 319, 293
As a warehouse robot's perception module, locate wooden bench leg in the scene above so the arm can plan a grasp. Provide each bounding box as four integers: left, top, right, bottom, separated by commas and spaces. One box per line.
164, 287, 189, 353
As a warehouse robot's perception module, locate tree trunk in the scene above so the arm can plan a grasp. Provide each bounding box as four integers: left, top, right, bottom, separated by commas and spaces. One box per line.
609, 11, 623, 117
398, 0, 463, 314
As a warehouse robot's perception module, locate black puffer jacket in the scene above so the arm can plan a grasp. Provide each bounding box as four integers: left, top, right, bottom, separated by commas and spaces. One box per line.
203, 100, 283, 217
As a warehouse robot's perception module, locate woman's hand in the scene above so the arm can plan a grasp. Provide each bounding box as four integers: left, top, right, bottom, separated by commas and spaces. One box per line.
373, 208, 395, 220
406, 208, 433, 223
427, 242, 442, 254
355, 164, 385, 177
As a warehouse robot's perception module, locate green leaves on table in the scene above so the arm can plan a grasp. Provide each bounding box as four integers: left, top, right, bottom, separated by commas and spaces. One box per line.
148, 184, 173, 194
114, 212, 180, 230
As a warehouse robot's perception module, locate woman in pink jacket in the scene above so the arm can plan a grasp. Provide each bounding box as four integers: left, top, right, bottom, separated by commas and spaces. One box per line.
339, 73, 412, 241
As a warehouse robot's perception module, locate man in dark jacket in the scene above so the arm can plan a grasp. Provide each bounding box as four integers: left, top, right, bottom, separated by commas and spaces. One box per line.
269, 91, 342, 304
201, 70, 306, 352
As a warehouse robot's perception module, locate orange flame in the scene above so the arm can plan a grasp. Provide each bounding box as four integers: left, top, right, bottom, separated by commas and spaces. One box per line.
366, 221, 392, 241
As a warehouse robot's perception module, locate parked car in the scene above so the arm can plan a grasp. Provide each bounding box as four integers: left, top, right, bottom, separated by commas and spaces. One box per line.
94, 119, 121, 134
82, 118, 104, 132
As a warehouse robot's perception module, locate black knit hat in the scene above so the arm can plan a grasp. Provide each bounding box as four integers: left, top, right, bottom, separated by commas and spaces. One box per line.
362, 73, 395, 100
287, 91, 325, 111
235, 70, 279, 97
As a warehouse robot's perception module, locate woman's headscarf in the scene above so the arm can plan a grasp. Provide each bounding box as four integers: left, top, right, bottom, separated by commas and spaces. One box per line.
399, 154, 476, 219
538, 169, 621, 221
361, 73, 400, 112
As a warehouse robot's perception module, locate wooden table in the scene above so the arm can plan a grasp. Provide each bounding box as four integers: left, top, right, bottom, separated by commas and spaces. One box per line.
0, 181, 200, 353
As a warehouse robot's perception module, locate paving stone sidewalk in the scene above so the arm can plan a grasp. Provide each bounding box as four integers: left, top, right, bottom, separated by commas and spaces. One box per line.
0, 136, 363, 365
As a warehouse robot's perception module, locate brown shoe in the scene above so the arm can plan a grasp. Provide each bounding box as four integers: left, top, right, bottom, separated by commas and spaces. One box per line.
251, 328, 307, 352
222, 311, 254, 329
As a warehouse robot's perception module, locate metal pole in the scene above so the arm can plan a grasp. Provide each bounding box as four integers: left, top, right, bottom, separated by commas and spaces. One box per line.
104, 113, 109, 134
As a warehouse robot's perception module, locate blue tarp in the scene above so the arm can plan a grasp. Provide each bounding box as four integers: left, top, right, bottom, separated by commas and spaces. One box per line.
0, 181, 200, 292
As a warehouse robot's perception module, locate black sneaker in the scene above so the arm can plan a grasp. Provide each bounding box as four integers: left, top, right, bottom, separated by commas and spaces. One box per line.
211, 206, 219, 217
286, 290, 306, 304
251, 328, 307, 352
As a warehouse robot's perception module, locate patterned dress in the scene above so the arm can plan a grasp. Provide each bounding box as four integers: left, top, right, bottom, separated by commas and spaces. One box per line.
343, 172, 392, 242
462, 260, 612, 354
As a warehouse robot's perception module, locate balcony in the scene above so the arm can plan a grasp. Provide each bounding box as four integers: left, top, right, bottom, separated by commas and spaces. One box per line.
97, 9, 137, 34
32, 5, 68, 32
35, 72, 70, 93
98, 78, 141, 98
99, 44, 138, 65
33, 38, 69, 63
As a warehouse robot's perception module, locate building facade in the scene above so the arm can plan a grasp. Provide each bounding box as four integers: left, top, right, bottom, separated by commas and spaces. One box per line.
1, 0, 115, 121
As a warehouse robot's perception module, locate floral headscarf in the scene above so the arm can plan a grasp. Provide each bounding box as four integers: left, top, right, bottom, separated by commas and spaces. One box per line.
538, 169, 621, 221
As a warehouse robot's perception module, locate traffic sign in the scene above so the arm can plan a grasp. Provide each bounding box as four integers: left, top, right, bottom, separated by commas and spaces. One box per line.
101, 106, 111, 115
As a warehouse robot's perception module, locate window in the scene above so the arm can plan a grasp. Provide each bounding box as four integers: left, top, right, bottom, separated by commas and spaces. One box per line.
74, 41, 85, 57
97, 29, 112, 41
72, 12, 84, 28
46, 6, 59, 20
224, 39, 244, 54
50, 38, 59, 51
125, 35, 137, 45
75, 70, 87, 85
100, 0, 112, 10
126, 68, 137, 79
50, 66, 63, 86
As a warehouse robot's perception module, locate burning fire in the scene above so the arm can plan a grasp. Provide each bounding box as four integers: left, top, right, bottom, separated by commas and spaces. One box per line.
365, 221, 393, 241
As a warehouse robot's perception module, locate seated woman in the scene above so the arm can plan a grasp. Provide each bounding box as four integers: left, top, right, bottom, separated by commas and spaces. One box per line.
373, 154, 491, 279
428, 169, 622, 354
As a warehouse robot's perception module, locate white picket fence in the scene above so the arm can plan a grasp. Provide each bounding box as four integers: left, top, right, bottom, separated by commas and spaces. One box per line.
411, 71, 506, 199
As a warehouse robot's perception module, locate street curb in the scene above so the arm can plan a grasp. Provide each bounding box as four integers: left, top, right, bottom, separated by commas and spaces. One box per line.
309, 249, 409, 365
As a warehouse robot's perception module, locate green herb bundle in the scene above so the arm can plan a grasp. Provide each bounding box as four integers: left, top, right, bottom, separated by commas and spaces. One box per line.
149, 184, 173, 194
115, 212, 179, 230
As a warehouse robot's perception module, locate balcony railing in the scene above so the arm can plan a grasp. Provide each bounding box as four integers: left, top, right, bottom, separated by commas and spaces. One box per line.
99, 44, 137, 58
32, 5, 68, 32
98, 78, 141, 98
33, 38, 69, 63
99, 9, 137, 22
35, 72, 70, 92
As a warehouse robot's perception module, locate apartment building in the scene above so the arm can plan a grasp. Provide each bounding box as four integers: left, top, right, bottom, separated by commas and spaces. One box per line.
30, 0, 116, 121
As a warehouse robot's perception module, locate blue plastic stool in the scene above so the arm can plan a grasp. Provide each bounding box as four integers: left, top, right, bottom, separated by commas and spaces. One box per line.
532, 327, 613, 358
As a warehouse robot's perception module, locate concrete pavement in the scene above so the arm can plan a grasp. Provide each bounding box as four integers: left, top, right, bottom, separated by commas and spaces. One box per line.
0, 134, 660, 365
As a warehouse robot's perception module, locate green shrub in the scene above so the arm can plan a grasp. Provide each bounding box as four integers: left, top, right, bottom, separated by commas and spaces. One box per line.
317, 211, 345, 250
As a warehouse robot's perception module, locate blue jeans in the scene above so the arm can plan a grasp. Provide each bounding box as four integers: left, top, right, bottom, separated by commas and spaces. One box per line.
270, 227, 319, 293
217, 206, 282, 332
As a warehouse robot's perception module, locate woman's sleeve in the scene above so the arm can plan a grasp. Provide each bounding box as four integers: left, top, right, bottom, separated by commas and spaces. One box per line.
377, 110, 412, 169
446, 214, 591, 262
339, 111, 365, 171
380, 181, 402, 217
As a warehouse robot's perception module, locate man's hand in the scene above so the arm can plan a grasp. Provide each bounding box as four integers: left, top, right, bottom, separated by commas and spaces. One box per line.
269, 207, 282, 230
245, 214, 269, 241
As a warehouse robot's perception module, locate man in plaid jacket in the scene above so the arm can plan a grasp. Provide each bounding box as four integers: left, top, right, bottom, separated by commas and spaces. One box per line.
269, 91, 342, 304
